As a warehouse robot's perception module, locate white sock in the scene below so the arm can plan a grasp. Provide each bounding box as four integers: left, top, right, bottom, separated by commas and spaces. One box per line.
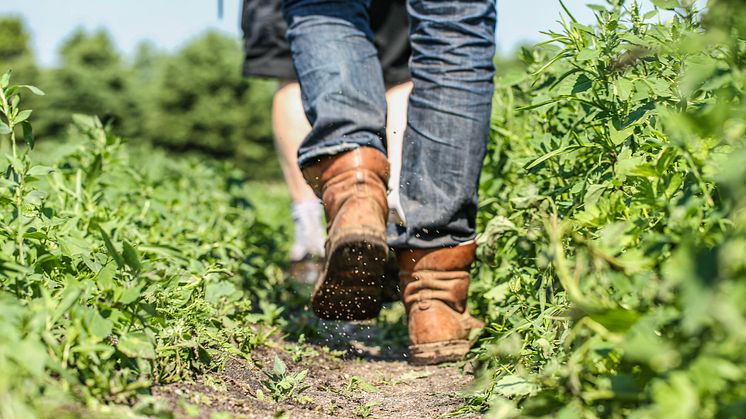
289, 200, 326, 261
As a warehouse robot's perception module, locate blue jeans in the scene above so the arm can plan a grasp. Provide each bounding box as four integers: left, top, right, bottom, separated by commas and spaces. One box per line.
284, 0, 496, 249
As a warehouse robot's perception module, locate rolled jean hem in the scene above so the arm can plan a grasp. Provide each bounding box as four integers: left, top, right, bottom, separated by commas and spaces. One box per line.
297, 143, 361, 168
387, 232, 478, 250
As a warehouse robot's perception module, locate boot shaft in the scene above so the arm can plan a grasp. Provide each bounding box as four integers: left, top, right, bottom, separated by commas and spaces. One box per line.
396, 242, 481, 350
302, 148, 389, 235
397, 243, 476, 312
302, 147, 389, 199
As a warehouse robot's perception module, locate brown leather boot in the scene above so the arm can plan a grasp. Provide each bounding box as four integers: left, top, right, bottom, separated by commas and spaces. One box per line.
397, 242, 484, 365
302, 147, 390, 320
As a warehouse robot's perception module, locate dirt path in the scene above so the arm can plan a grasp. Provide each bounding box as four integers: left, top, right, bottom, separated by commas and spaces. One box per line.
153, 313, 480, 418
153, 262, 480, 418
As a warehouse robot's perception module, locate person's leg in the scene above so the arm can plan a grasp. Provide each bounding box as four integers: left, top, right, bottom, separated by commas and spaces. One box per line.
390, 0, 497, 249
272, 82, 316, 204
272, 81, 325, 262
283, 0, 391, 320
393, 0, 497, 365
384, 81, 412, 225
283, 0, 388, 167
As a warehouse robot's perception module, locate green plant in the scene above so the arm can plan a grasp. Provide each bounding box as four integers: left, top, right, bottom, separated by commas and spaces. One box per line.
260, 356, 309, 403
284, 334, 319, 363
469, 0, 746, 416
0, 71, 292, 416
355, 400, 381, 418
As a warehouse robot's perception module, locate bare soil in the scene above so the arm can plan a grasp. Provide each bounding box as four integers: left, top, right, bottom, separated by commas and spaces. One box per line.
153, 317, 480, 418
152, 263, 481, 418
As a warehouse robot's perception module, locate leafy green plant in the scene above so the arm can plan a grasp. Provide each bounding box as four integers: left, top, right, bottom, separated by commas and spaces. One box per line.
344, 375, 380, 394
469, 0, 746, 416
0, 71, 292, 416
284, 334, 319, 362
260, 356, 309, 403
355, 400, 382, 418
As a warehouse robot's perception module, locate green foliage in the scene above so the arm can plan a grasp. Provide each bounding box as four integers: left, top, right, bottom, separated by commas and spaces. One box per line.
260, 356, 309, 403
0, 17, 38, 85
0, 18, 279, 179
141, 32, 277, 177
32, 30, 140, 140
0, 72, 289, 415
470, 0, 746, 416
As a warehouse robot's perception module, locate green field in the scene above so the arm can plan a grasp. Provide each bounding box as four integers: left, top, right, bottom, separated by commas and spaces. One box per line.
1, 1, 745, 418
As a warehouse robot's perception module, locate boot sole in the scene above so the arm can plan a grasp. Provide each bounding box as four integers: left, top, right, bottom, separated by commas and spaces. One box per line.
409, 340, 471, 366
311, 234, 387, 321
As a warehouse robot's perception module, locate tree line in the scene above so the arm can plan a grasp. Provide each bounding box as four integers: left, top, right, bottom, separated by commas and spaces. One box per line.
0, 16, 279, 178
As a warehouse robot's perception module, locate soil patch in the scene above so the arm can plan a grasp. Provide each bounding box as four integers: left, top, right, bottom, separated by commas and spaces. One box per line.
153, 318, 480, 418
153, 263, 480, 418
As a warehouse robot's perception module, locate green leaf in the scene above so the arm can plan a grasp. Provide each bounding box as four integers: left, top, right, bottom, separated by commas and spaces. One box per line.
0, 71, 10, 88
96, 263, 117, 290
651, 0, 680, 9
588, 308, 641, 333
584, 183, 609, 207
516, 98, 560, 112
122, 241, 142, 273
27, 165, 54, 177
118, 333, 156, 359
22, 121, 34, 149
89, 312, 114, 339
19, 85, 45, 96
205, 281, 238, 304
0, 122, 10, 135
616, 148, 646, 178
494, 375, 540, 397
556, 72, 594, 96
615, 78, 634, 101
51, 282, 84, 325
98, 226, 124, 269
118, 286, 142, 305
645, 77, 671, 97
525, 145, 583, 170
351, 376, 379, 393
576, 49, 600, 62
14, 110, 31, 124
609, 123, 635, 145
273, 356, 286, 376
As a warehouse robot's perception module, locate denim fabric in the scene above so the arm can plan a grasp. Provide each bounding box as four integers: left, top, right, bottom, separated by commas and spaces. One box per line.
284, 0, 497, 249
283, 0, 389, 166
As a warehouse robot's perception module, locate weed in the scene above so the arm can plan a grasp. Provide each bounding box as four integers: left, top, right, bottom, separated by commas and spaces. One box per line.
355, 400, 382, 418
260, 356, 309, 403
284, 334, 319, 362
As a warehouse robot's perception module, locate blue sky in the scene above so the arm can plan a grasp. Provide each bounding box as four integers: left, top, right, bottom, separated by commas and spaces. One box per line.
1, 1, 676, 67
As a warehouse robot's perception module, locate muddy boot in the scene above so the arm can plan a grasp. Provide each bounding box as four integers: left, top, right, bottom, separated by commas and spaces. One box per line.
302, 147, 390, 320
396, 242, 484, 365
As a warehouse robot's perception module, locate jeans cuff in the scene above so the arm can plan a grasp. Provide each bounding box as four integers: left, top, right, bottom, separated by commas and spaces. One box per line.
387, 226, 477, 249
297, 143, 361, 168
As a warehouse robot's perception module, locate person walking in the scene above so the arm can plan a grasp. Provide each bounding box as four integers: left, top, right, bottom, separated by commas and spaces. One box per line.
241, 0, 413, 272
282, 0, 496, 365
